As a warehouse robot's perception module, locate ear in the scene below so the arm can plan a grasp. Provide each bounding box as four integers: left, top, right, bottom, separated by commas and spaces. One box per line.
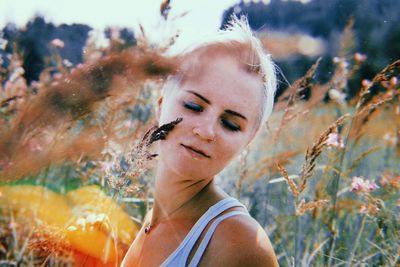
155, 95, 163, 123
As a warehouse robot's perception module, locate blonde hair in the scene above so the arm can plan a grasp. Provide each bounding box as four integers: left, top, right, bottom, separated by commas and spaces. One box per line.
168, 15, 277, 128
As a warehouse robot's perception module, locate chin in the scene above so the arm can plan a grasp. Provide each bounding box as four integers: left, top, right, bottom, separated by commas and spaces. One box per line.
171, 155, 214, 180
159, 148, 210, 180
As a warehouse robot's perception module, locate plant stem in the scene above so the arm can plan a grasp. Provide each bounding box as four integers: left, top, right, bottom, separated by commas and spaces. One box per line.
327, 231, 337, 267
326, 112, 355, 263
346, 215, 367, 267
295, 214, 301, 267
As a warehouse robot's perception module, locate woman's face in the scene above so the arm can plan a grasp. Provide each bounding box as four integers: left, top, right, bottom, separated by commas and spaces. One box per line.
156, 55, 264, 181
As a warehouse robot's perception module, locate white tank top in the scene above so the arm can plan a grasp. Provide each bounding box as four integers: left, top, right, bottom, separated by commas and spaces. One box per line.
160, 197, 249, 266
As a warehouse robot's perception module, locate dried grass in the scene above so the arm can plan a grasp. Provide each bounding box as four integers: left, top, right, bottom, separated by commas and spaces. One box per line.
299, 114, 349, 193
276, 163, 299, 198
295, 199, 329, 216
0, 48, 178, 181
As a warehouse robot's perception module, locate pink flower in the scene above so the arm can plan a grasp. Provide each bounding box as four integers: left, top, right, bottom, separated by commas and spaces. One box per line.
333, 57, 341, 63
362, 79, 372, 88
4, 80, 13, 91
28, 139, 43, 152
0, 158, 13, 171
390, 77, 398, 86
50, 38, 64, 48
350, 176, 364, 193
365, 180, 379, 192
359, 203, 380, 216
8, 222, 18, 229
350, 176, 379, 194
30, 81, 40, 88
326, 133, 345, 149
124, 120, 136, 129
53, 73, 62, 80
71, 63, 85, 74
359, 204, 368, 214
100, 161, 114, 173
354, 53, 367, 63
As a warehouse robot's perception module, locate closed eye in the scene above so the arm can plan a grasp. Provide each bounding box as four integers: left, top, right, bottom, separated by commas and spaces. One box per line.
183, 101, 203, 112
221, 118, 241, 132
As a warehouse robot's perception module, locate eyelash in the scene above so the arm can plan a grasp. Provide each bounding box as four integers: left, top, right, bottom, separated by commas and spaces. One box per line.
183, 101, 241, 132
183, 101, 203, 112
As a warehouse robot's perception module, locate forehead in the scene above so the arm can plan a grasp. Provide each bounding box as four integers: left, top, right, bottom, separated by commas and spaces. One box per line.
178, 55, 264, 123
179, 42, 262, 78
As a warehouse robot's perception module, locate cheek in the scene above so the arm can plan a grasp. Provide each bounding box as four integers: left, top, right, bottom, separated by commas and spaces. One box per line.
216, 135, 248, 162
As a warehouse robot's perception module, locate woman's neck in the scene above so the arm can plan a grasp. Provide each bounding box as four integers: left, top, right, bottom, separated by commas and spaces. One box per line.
150, 164, 220, 227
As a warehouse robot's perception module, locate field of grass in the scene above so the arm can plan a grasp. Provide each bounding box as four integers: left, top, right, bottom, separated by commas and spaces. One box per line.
0, 22, 399, 266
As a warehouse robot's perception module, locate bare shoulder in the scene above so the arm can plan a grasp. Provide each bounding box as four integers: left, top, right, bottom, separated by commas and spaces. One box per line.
204, 212, 279, 267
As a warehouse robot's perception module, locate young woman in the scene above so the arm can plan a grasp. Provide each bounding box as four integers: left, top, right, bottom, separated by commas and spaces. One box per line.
122, 16, 279, 267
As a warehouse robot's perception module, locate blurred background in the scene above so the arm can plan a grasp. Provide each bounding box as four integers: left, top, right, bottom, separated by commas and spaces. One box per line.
0, 0, 399, 266
1, 0, 399, 93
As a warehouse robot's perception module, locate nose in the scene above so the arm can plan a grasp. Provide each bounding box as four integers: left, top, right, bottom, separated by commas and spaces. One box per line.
193, 119, 216, 142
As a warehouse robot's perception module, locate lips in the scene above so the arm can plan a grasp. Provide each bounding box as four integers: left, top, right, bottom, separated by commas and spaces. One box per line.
181, 144, 211, 158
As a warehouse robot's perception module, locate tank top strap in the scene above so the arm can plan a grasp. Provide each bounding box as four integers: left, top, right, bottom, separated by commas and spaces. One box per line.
161, 197, 245, 266
188, 210, 249, 267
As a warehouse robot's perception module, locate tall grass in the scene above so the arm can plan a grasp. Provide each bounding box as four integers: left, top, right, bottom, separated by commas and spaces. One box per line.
0, 18, 399, 267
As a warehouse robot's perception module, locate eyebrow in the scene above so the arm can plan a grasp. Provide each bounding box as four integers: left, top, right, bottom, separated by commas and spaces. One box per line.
185, 90, 247, 121
186, 90, 211, 104
225, 109, 247, 121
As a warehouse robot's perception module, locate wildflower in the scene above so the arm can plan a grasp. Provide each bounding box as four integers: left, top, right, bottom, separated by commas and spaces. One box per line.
350, 176, 364, 192
63, 59, 73, 67
328, 89, 347, 106
50, 38, 65, 48
8, 222, 18, 229
380, 172, 400, 189
359, 202, 380, 216
333, 57, 341, 63
296, 199, 329, 216
383, 132, 396, 145
53, 73, 62, 80
31, 81, 40, 88
124, 120, 136, 129
390, 76, 398, 86
28, 139, 43, 152
391, 175, 400, 189
109, 27, 121, 41
4, 80, 13, 91
326, 132, 345, 149
365, 180, 379, 191
350, 176, 379, 194
100, 161, 114, 173
71, 63, 86, 74
339, 61, 349, 69
354, 52, 367, 63
0, 158, 13, 171
361, 79, 372, 88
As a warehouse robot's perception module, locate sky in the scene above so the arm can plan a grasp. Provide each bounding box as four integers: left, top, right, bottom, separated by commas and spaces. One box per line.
0, 0, 247, 50
0, 0, 314, 54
